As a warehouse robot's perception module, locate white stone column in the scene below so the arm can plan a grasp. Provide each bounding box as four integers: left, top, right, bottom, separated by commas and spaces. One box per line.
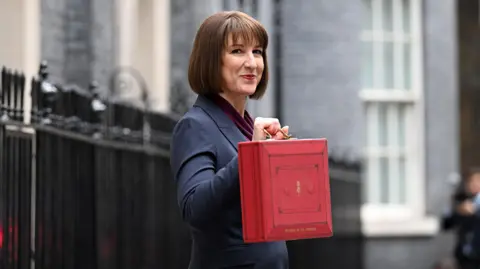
0, 0, 40, 123
115, 0, 171, 112
116, 0, 139, 67
23, 0, 41, 123
150, 0, 171, 112
114, 0, 141, 103
0, 1, 24, 70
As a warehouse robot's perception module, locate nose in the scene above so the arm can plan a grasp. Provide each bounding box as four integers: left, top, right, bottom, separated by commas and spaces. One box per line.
244, 52, 257, 68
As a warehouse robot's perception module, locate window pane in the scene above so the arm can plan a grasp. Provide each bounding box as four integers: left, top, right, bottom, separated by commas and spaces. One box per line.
362, 0, 413, 91
403, 43, 411, 89
363, 0, 373, 30
366, 156, 408, 205
366, 103, 408, 148
380, 157, 389, 203
365, 155, 410, 205
382, 0, 393, 32
362, 41, 374, 88
386, 103, 408, 147
386, 155, 407, 205
365, 103, 411, 205
378, 103, 388, 146
362, 0, 418, 207
365, 103, 378, 147
383, 41, 395, 89
397, 104, 407, 147
403, 0, 410, 34
399, 156, 406, 204
366, 156, 382, 203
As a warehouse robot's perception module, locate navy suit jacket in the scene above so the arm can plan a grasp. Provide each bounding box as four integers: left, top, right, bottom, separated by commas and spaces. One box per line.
170, 95, 289, 269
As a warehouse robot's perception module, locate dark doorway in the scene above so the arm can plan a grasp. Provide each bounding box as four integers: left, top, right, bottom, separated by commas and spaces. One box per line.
458, 0, 480, 176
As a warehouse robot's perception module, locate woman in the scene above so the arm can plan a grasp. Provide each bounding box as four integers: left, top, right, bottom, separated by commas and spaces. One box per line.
170, 11, 290, 269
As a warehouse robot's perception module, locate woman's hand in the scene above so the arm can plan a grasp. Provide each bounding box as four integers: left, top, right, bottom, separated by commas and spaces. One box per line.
252, 117, 290, 141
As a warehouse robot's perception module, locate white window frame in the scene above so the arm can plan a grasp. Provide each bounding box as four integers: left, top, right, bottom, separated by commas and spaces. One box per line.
360, 0, 438, 237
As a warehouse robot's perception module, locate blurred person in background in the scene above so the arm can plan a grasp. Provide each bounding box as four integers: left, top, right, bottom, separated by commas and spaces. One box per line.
442, 168, 480, 269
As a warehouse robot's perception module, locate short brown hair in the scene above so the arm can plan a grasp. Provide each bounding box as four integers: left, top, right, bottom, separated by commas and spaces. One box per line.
188, 11, 269, 100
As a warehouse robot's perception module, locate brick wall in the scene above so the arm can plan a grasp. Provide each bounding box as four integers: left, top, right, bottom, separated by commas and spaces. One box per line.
41, 0, 115, 92
280, 0, 364, 153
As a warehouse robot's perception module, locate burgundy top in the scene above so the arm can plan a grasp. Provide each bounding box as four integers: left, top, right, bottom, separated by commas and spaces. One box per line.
207, 94, 254, 141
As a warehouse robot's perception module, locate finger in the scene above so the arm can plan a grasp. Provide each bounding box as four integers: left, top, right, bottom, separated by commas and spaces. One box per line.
253, 117, 271, 131
253, 118, 282, 141
262, 129, 272, 139
273, 126, 290, 140
264, 120, 281, 134
255, 121, 280, 134
272, 133, 284, 140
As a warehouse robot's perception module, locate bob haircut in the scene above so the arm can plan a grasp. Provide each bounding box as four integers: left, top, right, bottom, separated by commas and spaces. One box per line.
188, 11, 269, 100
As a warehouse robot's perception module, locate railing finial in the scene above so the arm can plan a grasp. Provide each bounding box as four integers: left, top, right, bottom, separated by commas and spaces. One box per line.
38, 60, 49, 80
90, 80, 106, 138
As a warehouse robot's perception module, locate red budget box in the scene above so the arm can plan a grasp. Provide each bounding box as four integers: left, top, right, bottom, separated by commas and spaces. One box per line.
238, 138, 332, 243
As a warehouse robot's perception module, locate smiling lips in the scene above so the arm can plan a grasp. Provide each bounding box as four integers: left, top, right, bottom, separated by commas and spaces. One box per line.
241, 74, 256, 80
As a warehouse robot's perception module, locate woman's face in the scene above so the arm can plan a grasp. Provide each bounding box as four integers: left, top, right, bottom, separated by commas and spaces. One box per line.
221, 34, 264, 97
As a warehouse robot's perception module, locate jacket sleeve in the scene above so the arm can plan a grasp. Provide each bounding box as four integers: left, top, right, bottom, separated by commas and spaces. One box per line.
170, 117, 240, 227
441, 210, 459, 231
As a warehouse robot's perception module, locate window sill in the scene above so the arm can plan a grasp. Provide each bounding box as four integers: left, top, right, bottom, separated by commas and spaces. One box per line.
361, 216, 439, 237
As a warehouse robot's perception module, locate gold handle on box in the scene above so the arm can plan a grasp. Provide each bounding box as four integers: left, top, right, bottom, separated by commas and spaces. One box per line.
263, 128, 294, 140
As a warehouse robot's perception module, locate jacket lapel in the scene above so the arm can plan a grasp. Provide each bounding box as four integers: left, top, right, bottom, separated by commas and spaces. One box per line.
193, 95, 248, 152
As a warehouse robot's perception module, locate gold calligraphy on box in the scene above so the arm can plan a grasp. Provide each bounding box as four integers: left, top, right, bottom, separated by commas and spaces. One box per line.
284, 227, 317, 233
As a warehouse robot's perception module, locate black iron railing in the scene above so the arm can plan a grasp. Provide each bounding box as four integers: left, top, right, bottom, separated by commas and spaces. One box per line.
0, 62, 364, 269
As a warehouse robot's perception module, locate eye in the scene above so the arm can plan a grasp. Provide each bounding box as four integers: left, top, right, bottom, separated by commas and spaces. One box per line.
231, 49, 242, 54
253, 49, 263, 54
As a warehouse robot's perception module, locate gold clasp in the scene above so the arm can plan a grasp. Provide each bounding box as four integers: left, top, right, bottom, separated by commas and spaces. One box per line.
263, 128, 293, 140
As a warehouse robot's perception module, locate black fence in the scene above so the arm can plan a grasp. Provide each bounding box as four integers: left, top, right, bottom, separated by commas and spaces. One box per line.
0, 62, 364, 269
